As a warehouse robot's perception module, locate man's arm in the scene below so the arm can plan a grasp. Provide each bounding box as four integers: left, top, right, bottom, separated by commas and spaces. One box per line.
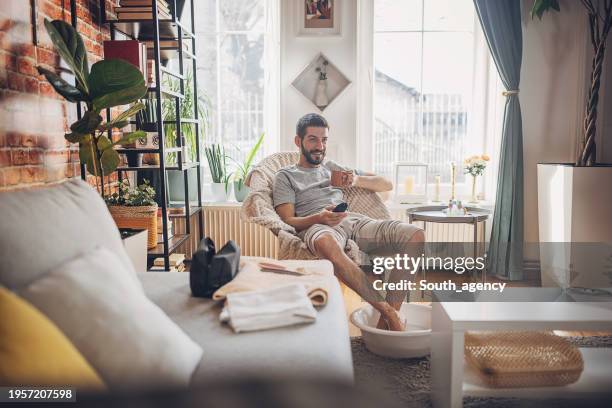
276, 203, 347, 232
343, 171, 393, 192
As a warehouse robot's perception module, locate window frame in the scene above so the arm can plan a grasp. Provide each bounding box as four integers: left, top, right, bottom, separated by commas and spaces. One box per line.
195, 0, 280, 175
357, 0, 504, 202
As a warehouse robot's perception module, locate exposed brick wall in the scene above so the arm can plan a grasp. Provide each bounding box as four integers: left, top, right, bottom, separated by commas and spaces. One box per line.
0, 0, 118, 191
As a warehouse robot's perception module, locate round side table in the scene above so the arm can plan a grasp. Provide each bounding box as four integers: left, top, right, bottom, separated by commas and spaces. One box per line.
406, 205, 491, 264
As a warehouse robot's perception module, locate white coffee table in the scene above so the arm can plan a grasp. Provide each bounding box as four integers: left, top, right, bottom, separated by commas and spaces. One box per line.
431, 288, 612, 408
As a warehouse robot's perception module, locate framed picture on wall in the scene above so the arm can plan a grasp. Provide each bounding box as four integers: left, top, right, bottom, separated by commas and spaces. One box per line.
297, 0, 341, 37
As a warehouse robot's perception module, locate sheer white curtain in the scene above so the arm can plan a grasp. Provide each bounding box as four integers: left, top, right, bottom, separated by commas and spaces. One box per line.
263, 0, 281, 156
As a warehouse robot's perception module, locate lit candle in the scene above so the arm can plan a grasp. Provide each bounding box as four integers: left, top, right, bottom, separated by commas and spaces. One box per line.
404, 176, 414, 194
434, 175, 440, 202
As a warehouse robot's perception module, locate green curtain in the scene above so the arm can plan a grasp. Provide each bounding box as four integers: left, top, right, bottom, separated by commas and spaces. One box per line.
473, 0, 524, 280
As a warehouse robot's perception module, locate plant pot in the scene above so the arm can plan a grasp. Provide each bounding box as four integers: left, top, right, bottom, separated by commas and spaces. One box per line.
537, 163, 612, 288
126, 151, 143, 167
233, 181, 250, 202
168, 168, 200, 202
120, 228, 147, 272
210, 182, 230, 202
108, 204, 158, 249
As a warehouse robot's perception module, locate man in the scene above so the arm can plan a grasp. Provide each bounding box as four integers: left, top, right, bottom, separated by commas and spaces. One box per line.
273, 113, 425, 331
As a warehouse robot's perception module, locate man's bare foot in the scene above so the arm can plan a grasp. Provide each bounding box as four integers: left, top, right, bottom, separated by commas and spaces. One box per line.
376, 316, 388, 330
376, 306, 405, 331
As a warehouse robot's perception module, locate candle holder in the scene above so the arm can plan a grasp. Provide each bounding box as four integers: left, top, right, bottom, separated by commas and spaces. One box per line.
393, 163, 428, 204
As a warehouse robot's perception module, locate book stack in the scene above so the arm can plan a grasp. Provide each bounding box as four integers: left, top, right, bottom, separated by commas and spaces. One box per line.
143, 40, 190, 61
115, 0, 172, 20
103, 40, 147, 79
151, 253, 186, 272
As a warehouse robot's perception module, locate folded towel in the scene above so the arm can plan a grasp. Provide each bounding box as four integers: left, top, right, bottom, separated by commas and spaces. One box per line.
219, 283, 317, 333
213, 260, 330, 306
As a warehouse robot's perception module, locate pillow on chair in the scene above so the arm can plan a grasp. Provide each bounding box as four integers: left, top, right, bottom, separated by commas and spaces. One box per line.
19, 246, 203, 390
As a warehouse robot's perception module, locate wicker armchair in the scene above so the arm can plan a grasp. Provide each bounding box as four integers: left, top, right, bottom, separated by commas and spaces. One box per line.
240, 151, 391, 263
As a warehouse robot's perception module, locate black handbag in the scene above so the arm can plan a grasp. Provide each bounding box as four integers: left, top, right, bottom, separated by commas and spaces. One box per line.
190, 238, 240, 298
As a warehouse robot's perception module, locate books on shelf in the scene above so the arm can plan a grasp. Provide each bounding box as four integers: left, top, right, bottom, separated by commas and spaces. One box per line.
103, 40, 147, 79
144, 39, 190, 61
154, 253, 185, 267
116, 0, 171, 20
120, 0, 168, 6
143, 40, 190, 50
151, 253, 186, 272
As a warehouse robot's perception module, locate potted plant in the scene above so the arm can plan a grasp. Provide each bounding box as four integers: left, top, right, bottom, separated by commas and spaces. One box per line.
106, 180, 158, 249
205, 144, 229, 202
36, 19, 147, 196
229, 133, 265, 202
533, 1, 612, 288
463, 154, 489, 203
163, 73, 211, 202
135, 95, 160, 166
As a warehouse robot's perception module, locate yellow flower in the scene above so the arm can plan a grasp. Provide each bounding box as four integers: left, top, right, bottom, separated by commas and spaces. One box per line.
481, 154, 490, 161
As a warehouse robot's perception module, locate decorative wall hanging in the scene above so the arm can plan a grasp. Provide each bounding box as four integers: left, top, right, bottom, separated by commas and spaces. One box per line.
291, 52, 350, 111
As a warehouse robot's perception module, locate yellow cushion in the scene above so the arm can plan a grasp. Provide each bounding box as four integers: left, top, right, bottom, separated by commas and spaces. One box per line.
0, 287, 105, 390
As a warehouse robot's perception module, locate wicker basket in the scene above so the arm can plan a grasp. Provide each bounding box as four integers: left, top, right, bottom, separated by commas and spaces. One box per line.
464, 331, 584, 388
108, 205, 158, 249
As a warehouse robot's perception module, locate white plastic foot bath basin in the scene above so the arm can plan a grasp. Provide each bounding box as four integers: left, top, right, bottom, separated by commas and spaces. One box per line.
350, 302, 431, 358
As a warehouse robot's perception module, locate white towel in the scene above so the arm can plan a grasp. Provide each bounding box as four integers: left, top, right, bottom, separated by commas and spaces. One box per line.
219, 283, 317, 333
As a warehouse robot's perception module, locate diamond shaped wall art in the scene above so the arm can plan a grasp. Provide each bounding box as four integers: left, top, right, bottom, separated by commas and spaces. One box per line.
291, 52, 351, 111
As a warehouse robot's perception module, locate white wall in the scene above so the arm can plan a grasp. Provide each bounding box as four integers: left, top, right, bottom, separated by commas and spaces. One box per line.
280, 0, 358, 166
521, 0, 592, 250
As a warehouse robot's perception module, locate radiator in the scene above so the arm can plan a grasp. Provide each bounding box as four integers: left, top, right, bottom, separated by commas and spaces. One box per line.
202, 204, 279, 258
387, 207, 487, 259
174, 204, 485, 261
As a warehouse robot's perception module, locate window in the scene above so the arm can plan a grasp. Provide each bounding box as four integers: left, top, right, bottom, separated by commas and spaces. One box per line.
195, 0, 278, 173
372, 0, 501, 195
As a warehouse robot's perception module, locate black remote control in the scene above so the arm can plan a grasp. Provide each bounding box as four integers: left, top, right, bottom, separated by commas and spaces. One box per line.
332, 202, 348, 212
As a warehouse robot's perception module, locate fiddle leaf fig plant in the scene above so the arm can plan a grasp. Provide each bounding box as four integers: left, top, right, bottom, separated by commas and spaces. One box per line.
37, 19, 148, 195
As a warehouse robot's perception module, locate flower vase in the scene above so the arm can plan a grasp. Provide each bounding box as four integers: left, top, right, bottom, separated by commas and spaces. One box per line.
314, 79, 329, 110
469, 175, 479, 203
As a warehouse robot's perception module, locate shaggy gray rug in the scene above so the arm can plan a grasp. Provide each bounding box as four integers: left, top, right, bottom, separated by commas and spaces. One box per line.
351, 335, 612, 408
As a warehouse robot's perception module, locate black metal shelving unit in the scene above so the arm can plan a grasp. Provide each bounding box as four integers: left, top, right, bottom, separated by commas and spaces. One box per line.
97, 0, 203, 271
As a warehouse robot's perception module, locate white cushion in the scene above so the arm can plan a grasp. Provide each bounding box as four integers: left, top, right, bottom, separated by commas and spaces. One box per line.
0, 179, 135, 290
19, 246, 203, 390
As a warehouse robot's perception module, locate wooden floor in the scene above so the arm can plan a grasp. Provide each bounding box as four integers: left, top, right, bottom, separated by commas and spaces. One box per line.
341, 271, 611, 338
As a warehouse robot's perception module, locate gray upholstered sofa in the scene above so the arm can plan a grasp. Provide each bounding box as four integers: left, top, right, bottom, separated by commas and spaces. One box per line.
0, 179, 353, 385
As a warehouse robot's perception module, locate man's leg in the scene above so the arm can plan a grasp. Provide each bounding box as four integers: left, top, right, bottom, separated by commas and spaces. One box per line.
313, 233, 405, 331
385, 226, 425, 309
348, 218, 425, 328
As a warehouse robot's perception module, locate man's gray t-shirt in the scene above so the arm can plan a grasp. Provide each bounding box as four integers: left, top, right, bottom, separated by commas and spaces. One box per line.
273, 160, 361, 217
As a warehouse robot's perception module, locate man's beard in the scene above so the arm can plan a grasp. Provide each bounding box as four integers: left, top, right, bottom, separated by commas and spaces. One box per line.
301, 141, 325, 165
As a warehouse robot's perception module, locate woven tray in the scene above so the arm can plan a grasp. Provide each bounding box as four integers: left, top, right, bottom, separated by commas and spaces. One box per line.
464, 331, 584, 388
109, 205, 158, 249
